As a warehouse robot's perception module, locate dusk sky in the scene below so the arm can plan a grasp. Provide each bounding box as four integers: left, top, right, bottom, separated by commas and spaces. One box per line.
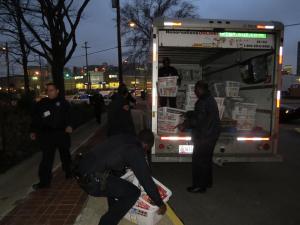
0, 0, 299, 74
69, 0, 300, 73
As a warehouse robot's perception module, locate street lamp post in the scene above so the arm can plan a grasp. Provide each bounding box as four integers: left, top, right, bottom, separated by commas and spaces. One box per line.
2, 42, 10, 89
112, 0, 123, 84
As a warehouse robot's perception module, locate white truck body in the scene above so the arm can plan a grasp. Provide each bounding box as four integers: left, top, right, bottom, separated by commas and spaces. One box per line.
151, 18, 284, 164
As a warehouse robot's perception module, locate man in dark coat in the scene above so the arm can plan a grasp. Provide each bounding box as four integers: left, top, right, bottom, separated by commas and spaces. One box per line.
30, 83, 73, 190
158, 57, 180, 108
90, 92, 104, 124
107, 84, 135, 136
74, 129, 167, 225
178, 81, 220, 193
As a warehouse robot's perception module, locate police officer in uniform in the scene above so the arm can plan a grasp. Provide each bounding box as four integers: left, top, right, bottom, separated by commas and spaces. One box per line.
74, 129, 166, 225
158, 57, 180, 108
30, 83, 73, 190
178, 81, 220, 193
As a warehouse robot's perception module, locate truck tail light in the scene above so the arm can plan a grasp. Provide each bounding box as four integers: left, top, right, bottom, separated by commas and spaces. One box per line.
161, 136, 192, 141
237, 137, 270, 141
279, 46, 283, 65
276, 90, 281, 108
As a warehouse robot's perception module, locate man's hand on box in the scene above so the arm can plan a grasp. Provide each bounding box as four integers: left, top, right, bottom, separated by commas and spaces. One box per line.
157, 203, 167, 215
176, 123, 185, 132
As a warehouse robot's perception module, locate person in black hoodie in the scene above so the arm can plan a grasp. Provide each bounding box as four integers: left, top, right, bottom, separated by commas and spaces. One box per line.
107, 84, 135, 136
30, 83, 73, 190
178, 81, 221, 193
74, 129, 166, 225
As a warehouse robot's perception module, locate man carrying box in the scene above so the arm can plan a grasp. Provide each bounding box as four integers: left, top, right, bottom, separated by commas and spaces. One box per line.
73, 130, 166, 225
178, 81, 221, 193
159, 57, 180, 108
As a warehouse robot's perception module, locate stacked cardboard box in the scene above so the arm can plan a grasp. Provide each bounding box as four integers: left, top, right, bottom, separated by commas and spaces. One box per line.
122, 170, 172, 225
232, 102, 257, 131
158, 76, 178, 97
184, 84, 197, 111
157, 107, 185, 134
213, 81, 240, 97
215, 97, 225, 119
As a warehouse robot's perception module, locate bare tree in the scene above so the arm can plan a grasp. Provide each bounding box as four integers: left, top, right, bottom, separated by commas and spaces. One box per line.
121, 0, 198, 63
0, 0, 33, 94
13, 0, 91, 96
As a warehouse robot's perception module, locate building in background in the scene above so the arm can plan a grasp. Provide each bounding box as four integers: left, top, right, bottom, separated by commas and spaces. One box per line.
27, 65, 51, 92
282, 65, 293, 75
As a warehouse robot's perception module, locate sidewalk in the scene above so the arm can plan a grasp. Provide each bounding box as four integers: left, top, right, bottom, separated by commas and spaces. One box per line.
0, 105, 176, 225
0, 119, 102, 225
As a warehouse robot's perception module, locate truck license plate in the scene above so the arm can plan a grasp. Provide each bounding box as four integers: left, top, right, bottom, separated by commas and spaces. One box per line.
179, 145, 194, 154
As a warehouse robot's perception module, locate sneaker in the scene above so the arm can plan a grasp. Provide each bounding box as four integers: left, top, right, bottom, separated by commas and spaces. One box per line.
32, 183, 50, 190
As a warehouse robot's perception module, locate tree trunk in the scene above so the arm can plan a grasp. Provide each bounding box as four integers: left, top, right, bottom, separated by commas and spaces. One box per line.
22, 56, 30, 94
51, 62, 65, 97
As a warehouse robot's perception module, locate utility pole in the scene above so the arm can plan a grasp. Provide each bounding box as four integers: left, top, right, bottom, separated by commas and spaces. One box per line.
112, 0, 123, 83
82, 41, 91, 90
5, 42, 10, 89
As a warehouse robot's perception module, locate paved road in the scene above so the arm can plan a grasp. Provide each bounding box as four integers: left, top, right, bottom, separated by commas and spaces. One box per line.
151, 122, 300, 225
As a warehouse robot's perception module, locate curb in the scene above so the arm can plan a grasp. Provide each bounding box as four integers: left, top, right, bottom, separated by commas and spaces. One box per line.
166, 203, 185, 225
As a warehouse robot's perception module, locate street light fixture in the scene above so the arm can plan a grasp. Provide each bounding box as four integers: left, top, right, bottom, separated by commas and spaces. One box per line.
129, 21, 136, 28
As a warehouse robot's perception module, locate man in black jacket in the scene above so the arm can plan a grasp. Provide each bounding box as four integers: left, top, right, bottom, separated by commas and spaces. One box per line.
75, 129, 167, 225
30, 83, 73, 190
107, 84, 135, 136
158, 57, 180, 108
178, 81, 220, 193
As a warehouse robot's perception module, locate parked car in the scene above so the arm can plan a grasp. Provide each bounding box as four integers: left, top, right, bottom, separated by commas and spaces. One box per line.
70, 94, 91, 105
280, 104, 300, 123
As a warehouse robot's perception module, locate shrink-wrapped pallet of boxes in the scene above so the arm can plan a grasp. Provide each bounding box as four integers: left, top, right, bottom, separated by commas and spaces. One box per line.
157, 107, 185, 134
232, 102, 257, 131
215, 97, 225, 119
158, 76, 178, 97
213, 81, 240, 97
225, 81, 240, 97
184, 84, 197, 111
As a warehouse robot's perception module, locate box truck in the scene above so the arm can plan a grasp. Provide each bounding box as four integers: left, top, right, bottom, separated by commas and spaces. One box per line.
151, 18, 284, 164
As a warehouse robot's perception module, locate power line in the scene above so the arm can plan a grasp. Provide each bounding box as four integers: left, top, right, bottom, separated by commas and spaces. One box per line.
72, 46, 118, 58
285, 23, 300, 27
71, 45, 135, 59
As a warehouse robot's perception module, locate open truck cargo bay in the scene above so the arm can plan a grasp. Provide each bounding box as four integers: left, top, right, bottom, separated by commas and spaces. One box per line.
151, 18, 284, 163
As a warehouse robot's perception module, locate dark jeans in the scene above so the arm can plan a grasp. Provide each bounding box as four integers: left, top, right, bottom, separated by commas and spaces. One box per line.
38, 132, 71, 185
159, 97, 177, 108
81, 175, 140, 225
192, 138, 217, 188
